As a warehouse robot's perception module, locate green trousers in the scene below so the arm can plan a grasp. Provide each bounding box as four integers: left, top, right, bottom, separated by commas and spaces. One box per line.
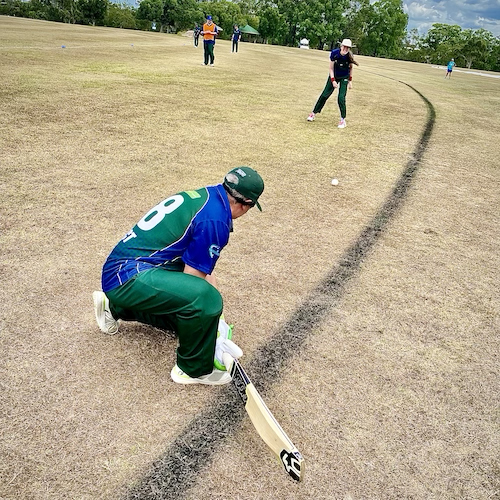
313, 76, 349, 119
106, 268, 223, 378
203, 41, 215, 65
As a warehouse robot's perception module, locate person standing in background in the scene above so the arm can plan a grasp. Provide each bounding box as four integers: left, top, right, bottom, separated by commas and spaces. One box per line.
202, 15, 218, 66
232, 25, 241, 53
193, 23, 201, 47
307, 39, 359, 129
445, 58, 455, 79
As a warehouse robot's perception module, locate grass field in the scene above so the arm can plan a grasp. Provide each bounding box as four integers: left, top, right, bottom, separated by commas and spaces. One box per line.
1, 15, 499, 500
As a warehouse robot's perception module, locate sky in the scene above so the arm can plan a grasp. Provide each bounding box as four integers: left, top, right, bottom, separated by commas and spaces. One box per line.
404, 0, 500, 37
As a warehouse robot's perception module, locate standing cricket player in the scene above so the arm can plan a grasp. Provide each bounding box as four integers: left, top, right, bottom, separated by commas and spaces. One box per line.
306, 38, 358, 128
445, 58, 455, 79
201, 15, 218, 66
93, 167, 264, 385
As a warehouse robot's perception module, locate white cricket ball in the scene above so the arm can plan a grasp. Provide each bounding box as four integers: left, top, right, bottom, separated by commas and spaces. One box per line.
331, 178, 339, 186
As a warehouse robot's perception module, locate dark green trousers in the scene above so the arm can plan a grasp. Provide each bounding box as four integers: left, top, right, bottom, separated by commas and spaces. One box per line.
204, 41, 215, 65
106, 268, 222, 378
312, 76, 349, 119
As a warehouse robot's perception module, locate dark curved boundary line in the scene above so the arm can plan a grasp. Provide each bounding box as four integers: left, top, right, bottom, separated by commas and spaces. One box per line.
124, 80, 436, 500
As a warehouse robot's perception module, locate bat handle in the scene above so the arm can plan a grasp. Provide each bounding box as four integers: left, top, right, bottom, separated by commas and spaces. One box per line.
222, 352, 234, 372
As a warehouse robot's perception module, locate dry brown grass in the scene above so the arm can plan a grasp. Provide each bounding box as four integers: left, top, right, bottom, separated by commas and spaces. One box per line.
1, 16, 499, 500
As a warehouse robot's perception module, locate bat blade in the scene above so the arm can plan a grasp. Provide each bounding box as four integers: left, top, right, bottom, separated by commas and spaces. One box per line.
223, 353, 305, 481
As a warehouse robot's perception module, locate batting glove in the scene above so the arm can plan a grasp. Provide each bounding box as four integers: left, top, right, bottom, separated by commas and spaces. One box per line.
214, 316, 243, 371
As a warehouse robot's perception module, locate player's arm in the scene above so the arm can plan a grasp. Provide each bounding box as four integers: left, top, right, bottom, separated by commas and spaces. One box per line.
205, 272, 217, 287
184, 263, 207, 279
329, 60, 338, 88
183, 264, 217, 287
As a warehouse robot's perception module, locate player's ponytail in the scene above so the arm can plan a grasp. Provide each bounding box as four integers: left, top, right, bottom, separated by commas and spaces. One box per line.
348, 51, 359, 66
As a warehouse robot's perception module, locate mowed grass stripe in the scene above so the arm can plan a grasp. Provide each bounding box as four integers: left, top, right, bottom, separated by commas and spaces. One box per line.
123, 82, 436, 499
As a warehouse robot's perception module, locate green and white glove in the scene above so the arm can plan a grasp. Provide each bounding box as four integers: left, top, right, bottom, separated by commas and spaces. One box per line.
214, 315, 243, 371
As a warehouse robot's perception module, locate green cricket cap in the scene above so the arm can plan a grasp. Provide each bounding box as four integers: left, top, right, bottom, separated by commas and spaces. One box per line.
223, 166, 264, 211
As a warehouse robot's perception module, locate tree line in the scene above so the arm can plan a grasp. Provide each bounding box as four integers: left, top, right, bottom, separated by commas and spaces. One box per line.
1, 0, 499, 71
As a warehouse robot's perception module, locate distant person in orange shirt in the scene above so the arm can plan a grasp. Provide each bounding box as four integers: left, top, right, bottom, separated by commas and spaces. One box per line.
202, 15, 218, 66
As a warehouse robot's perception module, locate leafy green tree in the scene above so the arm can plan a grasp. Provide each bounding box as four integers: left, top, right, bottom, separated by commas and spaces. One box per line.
358, 0, 407, 57
400, 23, 499, 71
171, 0, 202, 31
77, 0, 108, 25
420, 23, 462, 63
344, 0, 372, 48
104, 2, 136, 28
159, 0, 179, 32
296, 0, 349, 50
137, 0, 201, 32
36, 0, 79, 22
0, 0, 52, 19
273, 0, 300, 46
202, 0, 243, 38
458, 28, 495, 69
233, 0, 256, 17
400, 28, 427, 62
136, 0, 163, 28
487, 37, 500, 72
26, 0, 51, 19
256, 4, 286, 44
230, 0, 259, 27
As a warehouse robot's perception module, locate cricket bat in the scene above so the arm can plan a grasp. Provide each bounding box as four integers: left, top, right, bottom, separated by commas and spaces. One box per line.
222, 353, 305, 482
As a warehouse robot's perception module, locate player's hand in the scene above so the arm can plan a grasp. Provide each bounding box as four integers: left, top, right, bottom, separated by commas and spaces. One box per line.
332, 80, 339, 88
214, 316, 243, 370
215, 337, 242, 371
348, 81, 352, 90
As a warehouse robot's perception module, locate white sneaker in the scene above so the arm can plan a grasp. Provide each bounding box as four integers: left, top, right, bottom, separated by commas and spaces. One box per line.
92, 291, 119, 335
307, 112, 315, 122
170, 364, 232, 385
338, 118, 346, 128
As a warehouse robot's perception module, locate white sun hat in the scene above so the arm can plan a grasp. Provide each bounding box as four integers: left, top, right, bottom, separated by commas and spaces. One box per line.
340, 38, 352, 47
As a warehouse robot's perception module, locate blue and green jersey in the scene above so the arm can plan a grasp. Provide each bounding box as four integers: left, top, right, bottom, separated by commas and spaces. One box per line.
102, 184, 232, 292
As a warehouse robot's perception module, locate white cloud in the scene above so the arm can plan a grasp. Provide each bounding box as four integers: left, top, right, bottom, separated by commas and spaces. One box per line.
404, 1, 442, 20
403, 0, 500, 36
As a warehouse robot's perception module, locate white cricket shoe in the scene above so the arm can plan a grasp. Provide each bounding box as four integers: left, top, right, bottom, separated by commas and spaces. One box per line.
92, 291, 119, 335
338, 118, 346, 128
307, 112, 315, 122
170, 364, 232, 385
